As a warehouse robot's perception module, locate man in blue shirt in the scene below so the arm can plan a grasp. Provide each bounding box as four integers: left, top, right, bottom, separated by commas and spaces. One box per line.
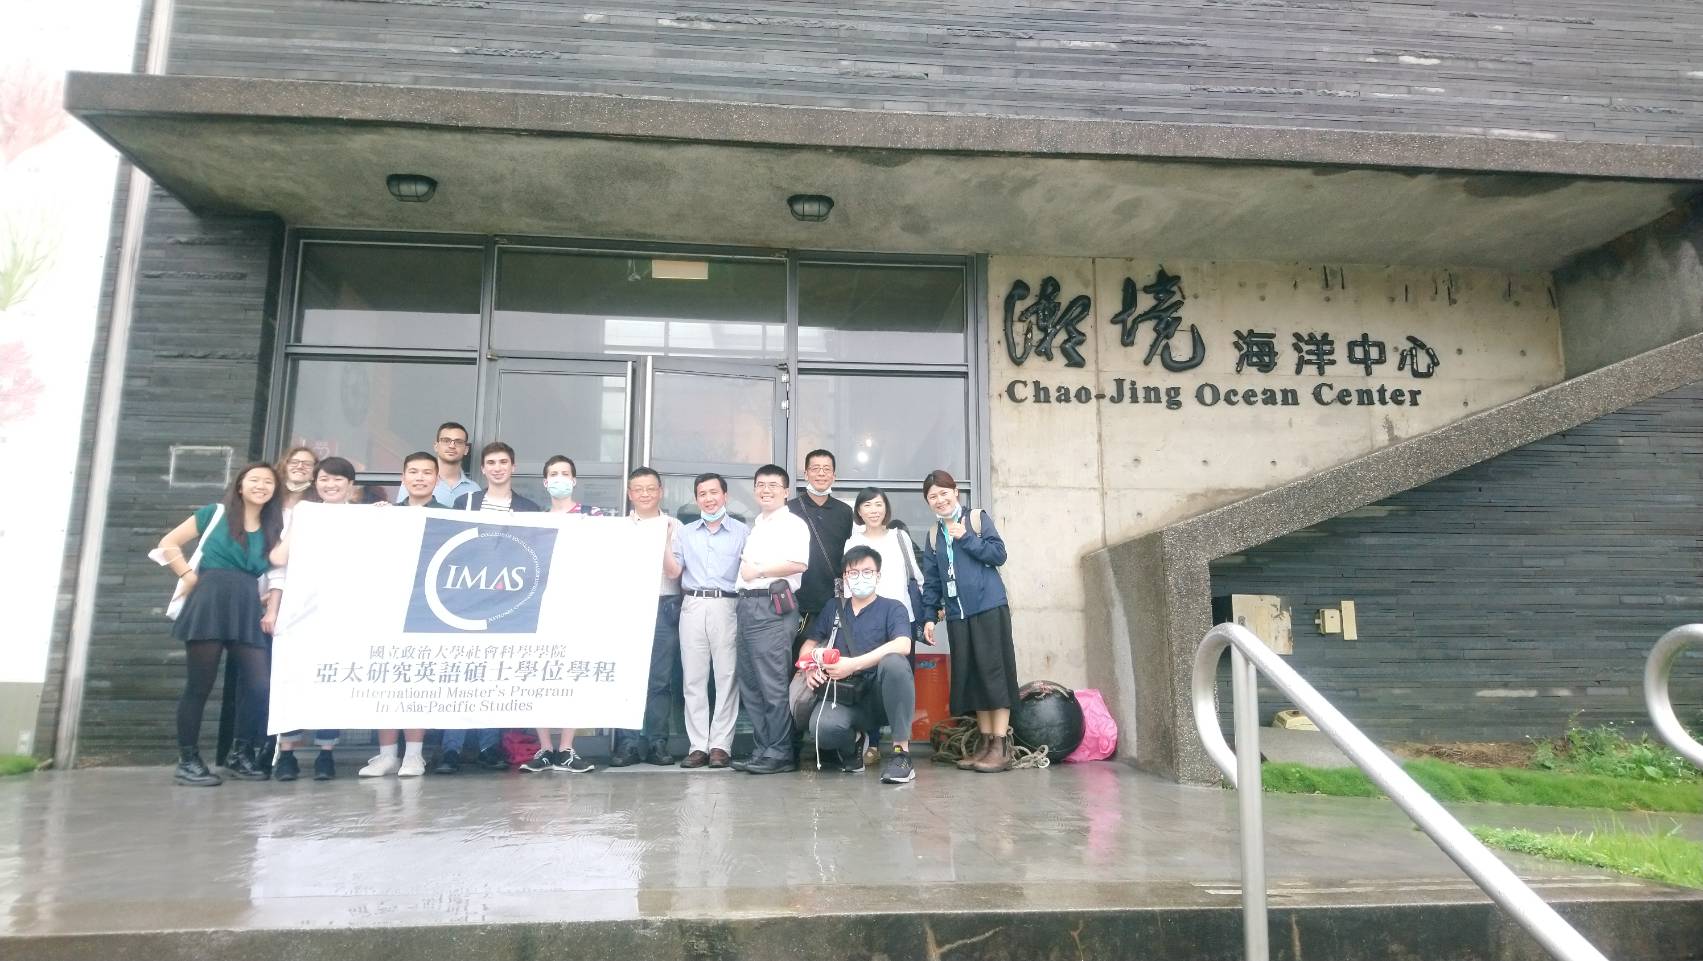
395, 421, 481, 507
671, 472, 749, 768
797, 546, 916, 784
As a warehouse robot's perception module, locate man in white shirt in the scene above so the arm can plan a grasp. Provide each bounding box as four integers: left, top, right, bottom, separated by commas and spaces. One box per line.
731, 464, 811, 774
611, 467, 685, 767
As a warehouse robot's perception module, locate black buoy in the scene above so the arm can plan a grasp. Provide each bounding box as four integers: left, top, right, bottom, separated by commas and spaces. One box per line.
1011, 680, 1085, 757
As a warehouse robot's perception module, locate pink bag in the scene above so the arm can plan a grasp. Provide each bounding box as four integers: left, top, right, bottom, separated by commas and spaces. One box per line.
502, 730, 540, 765
1064, 688, 1118, 762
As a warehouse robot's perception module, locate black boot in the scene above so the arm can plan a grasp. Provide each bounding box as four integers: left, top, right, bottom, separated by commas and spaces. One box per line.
273, 751, 300, 782
223, 741, 269, 781
313, 749, 337, 781
174, 747, 222, 787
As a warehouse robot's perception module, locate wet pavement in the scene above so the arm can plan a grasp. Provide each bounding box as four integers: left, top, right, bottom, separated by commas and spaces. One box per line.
4, 758, 1698, 946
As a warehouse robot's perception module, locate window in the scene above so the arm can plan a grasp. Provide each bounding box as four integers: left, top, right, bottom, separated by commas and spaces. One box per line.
283, 359, 477, 474
494, 251, 786, 358
796, 374, 968, 482
296, 244, 482, 349
798, 263, 966, 363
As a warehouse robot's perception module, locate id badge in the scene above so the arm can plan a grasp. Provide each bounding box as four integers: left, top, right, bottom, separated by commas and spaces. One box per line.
946, 580, 958, 598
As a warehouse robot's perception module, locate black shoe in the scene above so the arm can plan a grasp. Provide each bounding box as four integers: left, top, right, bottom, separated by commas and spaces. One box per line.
644, 741, 676, 766
553, 749, 596, 774
223, 742, 268, 781
744, 757, 798, 775
519, 748, 554, 774
841, 732, 868, 774
434, 751, 463, 775
174, 748, 221, 787
273, 751, 300, 782
478, 746, 510, 771
728, 756, 753, 772
881, 750, 916, 784
313, 750, 336, 781
608, 744, 644, 768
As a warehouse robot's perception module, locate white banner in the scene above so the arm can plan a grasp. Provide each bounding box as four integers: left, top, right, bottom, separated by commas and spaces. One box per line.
268, 501, 660, 733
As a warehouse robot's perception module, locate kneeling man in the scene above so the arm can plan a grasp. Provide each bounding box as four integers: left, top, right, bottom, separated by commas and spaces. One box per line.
797, 546, 916, 784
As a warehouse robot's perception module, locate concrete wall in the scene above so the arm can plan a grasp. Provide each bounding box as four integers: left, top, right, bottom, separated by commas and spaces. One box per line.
165, 1, 1703, 146
1209, 381, 1703, 742
1557, 202, 1703, 378
985, 257, 1564, 688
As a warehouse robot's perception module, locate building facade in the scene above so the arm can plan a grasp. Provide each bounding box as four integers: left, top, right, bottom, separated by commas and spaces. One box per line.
30, 1, 1703, 770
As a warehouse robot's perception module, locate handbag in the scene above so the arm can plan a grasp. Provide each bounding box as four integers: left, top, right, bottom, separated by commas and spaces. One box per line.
767, 578, 797, 616
895, 527, 928, 646
815, 602, 869, 706
149, 502, 224, 621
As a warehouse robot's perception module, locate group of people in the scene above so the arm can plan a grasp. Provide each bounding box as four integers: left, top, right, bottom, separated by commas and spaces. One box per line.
154, 421, 1021, 789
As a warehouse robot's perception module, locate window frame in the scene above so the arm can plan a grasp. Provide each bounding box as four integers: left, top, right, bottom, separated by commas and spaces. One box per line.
265, 230, 991, 505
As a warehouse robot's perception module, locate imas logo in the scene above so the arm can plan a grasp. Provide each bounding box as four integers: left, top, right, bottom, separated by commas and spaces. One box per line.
403, 518, 558, 633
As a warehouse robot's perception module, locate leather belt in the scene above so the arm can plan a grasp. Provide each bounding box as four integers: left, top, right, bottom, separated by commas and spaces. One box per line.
685, 588, 733, 598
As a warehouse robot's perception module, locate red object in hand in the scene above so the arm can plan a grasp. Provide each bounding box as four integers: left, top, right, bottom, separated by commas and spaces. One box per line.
795, 647, 841, 671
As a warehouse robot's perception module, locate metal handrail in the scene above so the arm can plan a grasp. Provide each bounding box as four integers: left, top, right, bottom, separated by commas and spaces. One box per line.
1191, 623, 1608, 961
1645, 624, 1703, 770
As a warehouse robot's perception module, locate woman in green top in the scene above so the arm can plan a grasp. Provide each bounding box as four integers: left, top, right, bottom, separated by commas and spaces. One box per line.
155, 462, 284, 786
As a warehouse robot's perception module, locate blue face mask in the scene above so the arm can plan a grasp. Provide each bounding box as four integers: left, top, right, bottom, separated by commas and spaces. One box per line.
847, 570, 879, 598
700, 506, 726, 522
544, 477, 575, 499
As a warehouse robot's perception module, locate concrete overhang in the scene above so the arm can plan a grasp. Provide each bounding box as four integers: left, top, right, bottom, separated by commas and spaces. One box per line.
68, 71, 1703, 269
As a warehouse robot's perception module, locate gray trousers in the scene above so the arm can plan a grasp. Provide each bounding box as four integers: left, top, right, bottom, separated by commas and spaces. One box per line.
804, 654, 916, 755
735, 594, 799, 762
680, 595, 740, 753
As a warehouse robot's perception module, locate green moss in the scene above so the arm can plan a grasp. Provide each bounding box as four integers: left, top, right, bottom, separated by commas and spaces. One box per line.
1261, 759, 1702, 813
1474, 823, 1703, 889
0, 755, 39, 777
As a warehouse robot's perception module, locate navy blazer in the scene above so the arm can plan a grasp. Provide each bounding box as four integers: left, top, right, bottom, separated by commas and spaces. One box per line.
919, 510, 1009, 621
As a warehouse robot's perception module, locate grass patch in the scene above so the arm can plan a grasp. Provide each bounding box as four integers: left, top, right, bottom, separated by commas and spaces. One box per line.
0, 755, 39, 776
1473, 823, 1703, 890
1262, 758, 1703, 813
1532, 722, 1699, 784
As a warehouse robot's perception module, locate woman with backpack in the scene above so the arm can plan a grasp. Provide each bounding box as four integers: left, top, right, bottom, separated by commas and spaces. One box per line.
153, 462, 285, 786
918, 469, 1018, 773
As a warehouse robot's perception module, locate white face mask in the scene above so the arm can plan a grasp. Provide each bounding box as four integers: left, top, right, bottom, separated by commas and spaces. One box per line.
806, 482, 833, 498
285, 480, 311, 493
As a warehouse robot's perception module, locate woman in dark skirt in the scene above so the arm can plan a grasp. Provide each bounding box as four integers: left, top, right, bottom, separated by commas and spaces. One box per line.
918, 470, 1020, 773
155, 462, 284, 786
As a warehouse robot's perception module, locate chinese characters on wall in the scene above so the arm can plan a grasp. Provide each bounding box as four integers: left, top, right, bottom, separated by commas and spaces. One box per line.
1002, 269, 1443, 410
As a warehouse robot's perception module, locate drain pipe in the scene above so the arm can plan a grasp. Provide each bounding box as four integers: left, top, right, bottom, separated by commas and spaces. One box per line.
53, 0, 176, 768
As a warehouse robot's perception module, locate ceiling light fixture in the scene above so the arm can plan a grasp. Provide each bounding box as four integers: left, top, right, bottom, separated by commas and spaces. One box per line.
787, 194, 834, 222
386, 173, 438, 203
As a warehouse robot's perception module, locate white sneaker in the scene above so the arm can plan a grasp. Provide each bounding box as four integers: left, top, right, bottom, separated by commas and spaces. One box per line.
359, 754, 399, 777
398, 754, 425, 777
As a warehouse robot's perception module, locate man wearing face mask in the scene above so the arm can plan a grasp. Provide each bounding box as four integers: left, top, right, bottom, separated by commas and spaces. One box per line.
670, 473, 749, 769
787, 449, 854, 646
795, 546, 917, 784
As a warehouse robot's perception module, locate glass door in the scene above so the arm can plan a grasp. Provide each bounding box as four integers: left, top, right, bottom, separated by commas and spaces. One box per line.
484, 358, 635, 513
643, 358, 787, 523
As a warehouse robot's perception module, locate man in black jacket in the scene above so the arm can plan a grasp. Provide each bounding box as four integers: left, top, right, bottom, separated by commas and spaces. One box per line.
787, 449, 853, 646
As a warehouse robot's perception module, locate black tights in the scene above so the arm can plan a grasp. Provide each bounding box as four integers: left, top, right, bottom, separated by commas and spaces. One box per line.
177, 642, 270, 750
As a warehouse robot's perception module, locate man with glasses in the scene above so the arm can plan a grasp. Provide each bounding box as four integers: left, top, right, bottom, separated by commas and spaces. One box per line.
396, 421, 481, 507
611, 467, 685, 767
732, 465, 811, 774
788, 449, 854, 646
796, 546, 916, 784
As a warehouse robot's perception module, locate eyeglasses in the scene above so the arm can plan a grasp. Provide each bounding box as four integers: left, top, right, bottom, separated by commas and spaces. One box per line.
285, 459, 316, 468
805, 465, 834, 474
753, 481, 787, 491
436, 438, 467, 447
